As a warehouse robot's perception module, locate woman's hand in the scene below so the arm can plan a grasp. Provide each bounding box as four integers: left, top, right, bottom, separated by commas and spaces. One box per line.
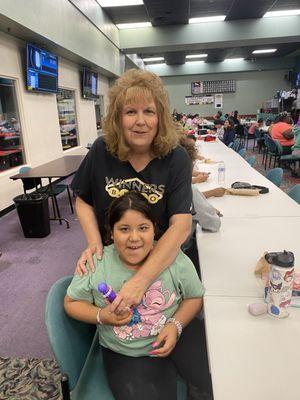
75, 242, 103, 276
99, 306, 132, 326
110, 274, 149, 314
149, 323, 178, 358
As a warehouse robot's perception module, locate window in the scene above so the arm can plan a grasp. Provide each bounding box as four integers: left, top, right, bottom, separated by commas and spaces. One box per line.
0, 77, 24, 172
56, 89, 78, 150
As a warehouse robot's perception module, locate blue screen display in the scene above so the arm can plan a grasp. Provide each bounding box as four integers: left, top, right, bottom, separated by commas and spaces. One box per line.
296, 72, 300, 89
26, 44, 58, 93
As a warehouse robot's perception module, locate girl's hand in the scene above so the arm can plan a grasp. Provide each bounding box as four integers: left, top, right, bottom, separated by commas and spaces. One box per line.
149, 323, 178, 358
75, 242, 103, 276
110, 275, 149, 314
211, 187, 226, 197
100, 306, 132, 326
193, 172, 209, 183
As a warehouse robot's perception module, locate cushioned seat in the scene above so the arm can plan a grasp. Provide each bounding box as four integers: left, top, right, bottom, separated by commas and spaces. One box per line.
45, 276, 187, 400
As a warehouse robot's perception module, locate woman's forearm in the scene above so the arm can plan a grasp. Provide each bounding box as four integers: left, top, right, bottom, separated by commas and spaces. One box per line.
173, 298, 203, 327
75, 196, 102, 246
136, 214, 192, 284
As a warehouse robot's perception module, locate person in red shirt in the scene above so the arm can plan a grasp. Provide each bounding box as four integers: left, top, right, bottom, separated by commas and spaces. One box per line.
271, 113, 295, 154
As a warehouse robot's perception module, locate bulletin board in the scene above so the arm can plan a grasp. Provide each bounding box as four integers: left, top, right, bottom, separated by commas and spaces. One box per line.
191, 80, 236, 94
185, 95, 214, 106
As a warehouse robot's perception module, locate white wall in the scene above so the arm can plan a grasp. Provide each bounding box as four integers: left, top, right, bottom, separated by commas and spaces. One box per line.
0, 32, 109, 211
162, 70, 291, 116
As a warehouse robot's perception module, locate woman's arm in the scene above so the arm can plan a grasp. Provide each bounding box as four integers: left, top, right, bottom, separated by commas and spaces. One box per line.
75, 196, 103, 274
111, 213, 192, 312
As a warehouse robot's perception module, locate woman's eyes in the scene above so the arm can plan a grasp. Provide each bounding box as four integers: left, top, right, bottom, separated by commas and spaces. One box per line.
125, 109, 156, 115
120, 227, 129, 232
139, 225, 149, 231
119, 226, 149, 232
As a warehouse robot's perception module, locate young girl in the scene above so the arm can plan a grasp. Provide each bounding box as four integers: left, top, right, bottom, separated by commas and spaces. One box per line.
64, 191, 211, 400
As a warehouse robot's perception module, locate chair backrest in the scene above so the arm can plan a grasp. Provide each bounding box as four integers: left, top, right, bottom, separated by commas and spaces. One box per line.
45, 276, 96, 391
264, 135, 279, 154
287, 184, 300, 204
253, 128, 261, 139
246, 155, 256, 167
232, 138, 241, 151
19, 167, 42, 193
274, 139, 283, 155
266, 167, 283, 187
238, 148, 246, 158
228, 142, 234, 148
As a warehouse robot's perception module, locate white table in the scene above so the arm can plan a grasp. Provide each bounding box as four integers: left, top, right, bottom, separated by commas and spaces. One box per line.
194, 141, 300, 218
204, 296, 300, 400
197, 217, 300, 297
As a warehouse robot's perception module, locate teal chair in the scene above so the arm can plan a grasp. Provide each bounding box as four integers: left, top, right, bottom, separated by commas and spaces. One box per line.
45, 276, 187, 400
246, 155, 256, 167
266, 167, 283, 187
287, 184, 300, 204
228, 142, 234, 148
238, 148, 246, 158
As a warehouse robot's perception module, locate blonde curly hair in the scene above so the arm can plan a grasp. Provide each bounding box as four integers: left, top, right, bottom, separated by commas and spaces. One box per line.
103, 69, 179, 161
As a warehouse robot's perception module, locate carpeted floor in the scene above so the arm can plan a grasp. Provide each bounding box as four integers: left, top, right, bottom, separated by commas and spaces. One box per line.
0, 357, 61, 400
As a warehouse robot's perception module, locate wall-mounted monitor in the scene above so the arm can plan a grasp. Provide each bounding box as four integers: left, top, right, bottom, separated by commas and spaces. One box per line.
82, 68, 98, 100
26, 43, 58, 93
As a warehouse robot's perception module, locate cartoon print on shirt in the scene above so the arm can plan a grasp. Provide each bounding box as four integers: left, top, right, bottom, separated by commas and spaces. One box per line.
113, 280, 176, 340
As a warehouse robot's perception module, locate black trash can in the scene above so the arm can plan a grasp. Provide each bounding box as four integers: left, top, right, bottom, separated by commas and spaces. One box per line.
13, 193, 50, 238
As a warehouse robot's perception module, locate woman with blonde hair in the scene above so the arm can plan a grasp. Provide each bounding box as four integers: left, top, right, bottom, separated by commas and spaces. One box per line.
71, 69, 193, 314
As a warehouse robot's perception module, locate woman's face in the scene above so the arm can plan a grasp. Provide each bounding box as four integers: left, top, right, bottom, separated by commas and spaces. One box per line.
121, 99, 159, 154
112, 209, 155, 269
224, 120, 230, 128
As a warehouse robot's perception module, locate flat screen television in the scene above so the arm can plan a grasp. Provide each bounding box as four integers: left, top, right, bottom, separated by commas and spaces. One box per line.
26, 43, 58, 93
82, 68, 98, 100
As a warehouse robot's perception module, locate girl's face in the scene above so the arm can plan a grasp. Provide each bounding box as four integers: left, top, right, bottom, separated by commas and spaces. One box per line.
121, 99, 158, 155
112, 209, 155, 269
224, 120, 230, 128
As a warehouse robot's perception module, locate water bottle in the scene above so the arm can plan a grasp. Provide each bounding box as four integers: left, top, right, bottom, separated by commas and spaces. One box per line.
265, 250, 295, 318
218, 161, 226, 184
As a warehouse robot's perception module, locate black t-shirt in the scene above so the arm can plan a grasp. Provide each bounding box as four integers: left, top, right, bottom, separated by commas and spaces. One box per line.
71, 136, 192, 243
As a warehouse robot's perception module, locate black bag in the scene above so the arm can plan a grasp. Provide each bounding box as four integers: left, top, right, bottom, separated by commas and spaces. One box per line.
231, 181, 269, 194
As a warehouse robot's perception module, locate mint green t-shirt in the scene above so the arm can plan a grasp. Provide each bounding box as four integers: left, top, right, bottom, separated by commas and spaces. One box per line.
67, 244, 204, 357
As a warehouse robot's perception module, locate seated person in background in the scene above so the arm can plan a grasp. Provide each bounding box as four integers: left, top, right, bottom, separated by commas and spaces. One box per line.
271, 113, 295, 155
249, 118, 265, 136
209, 119, 224, 139
180, 136, 225, 231
179, 135, 209, 183
221, 119, 236, 146
185, 134, 206, 161
213, 110, 225, 122
192, 187, 223, 232
291, 130, 300, 156
64, 191, 211, 400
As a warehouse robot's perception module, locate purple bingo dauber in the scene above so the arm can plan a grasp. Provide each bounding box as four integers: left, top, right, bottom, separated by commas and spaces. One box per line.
98, 282, 117, 303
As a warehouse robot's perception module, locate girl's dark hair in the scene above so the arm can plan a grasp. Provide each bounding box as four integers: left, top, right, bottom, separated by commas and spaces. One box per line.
105, 191, 157, 243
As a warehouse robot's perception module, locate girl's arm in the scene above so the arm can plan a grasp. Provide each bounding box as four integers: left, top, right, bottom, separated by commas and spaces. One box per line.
64, 296, 132, 326
150, 297, 203, 358
75, 197, 103, 274
111, 213, 192, 313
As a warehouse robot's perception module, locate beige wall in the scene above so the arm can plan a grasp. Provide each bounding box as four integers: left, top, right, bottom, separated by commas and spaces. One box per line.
0, 32, 109, 211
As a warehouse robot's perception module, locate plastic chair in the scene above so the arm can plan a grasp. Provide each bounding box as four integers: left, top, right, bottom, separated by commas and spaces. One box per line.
19, 166, 43, 194
264, 136, 280, 169
287, 184, 300, 204
19, 167, 74, 215
238, 148, 246, 158
45, 276, 187, 400
266, 168, 283, 187
228, 142, 234, 148
246, 155, 256, 167
232, 138, 241, 152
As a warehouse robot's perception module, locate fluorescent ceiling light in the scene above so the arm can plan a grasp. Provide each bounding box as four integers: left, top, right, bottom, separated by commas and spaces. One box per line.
224, 57, 244, 62
252, 49, 277, 54
186, 60, 205, 64
117, 22, 151, 29
142, 57, 164, 62
263, 9, 300, 18
97, 0, 143, 6
189, 15, 226, 23
186, 54, 208, 59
